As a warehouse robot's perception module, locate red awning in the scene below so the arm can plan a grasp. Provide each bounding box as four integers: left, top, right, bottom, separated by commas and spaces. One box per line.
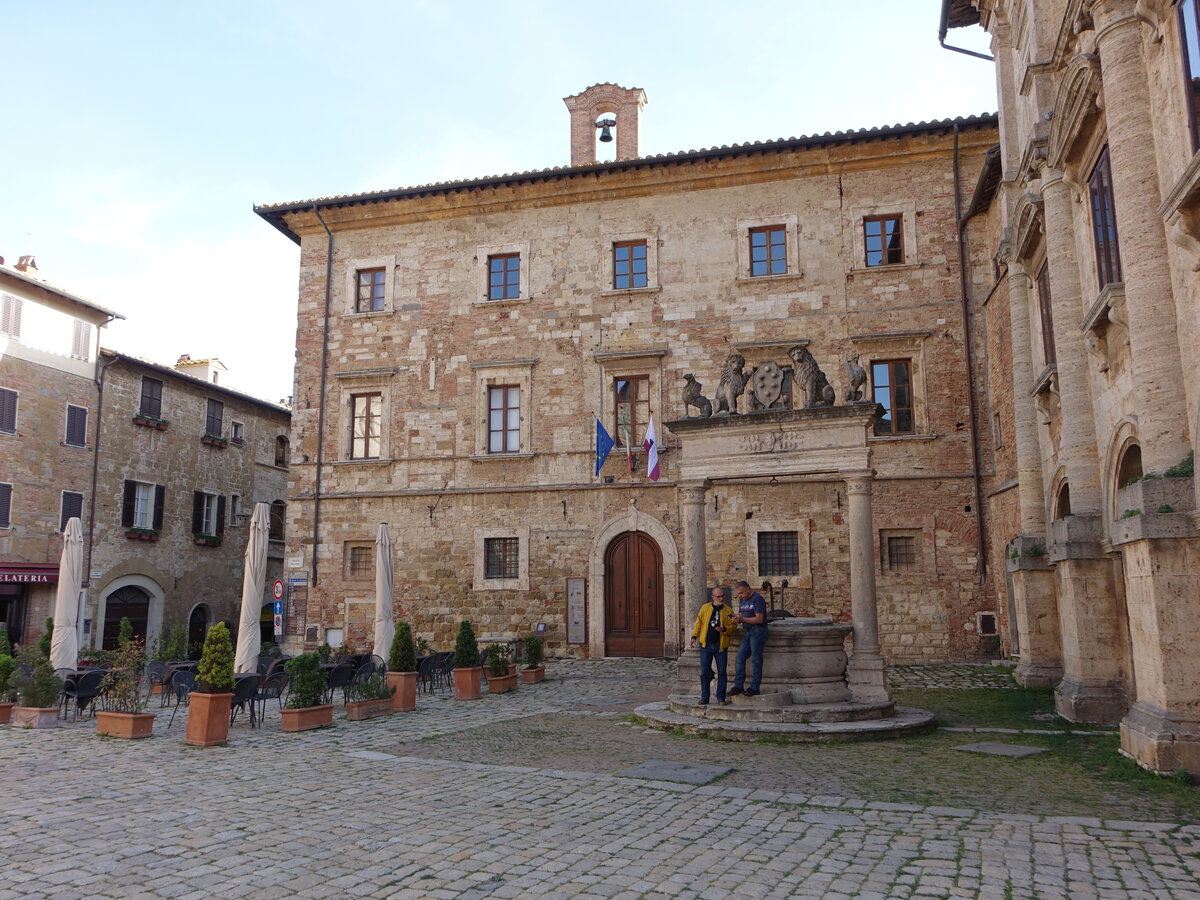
0, 563, 59, 584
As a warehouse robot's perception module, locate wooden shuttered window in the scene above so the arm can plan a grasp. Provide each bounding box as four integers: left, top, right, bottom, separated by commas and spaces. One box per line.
205, 399, 224, 437
140, 377, 162, 417
71, 320, 92, 360
60, 491, 83, 532
122, 481, 164, 530
0, 294, 21, 337
0, 387, 16, 433
65, 405, 87, 447
0, 483, 11, 528
191, 491, 225, 537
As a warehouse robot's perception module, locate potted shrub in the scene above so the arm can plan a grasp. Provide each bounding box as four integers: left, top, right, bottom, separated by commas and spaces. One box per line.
486, 644, 517, 694
97, 637, 156, 739
0, 652, 15, 725
281, 652, 333, 731
185, 622, 235, 747
521, 634, 546, 684
452, 620, 483, 701
11, 647, 62, 729
345, 673, 395, 721
386, 621, 418, 712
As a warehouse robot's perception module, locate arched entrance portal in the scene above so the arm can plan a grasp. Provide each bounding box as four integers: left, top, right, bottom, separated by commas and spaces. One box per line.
103, 585, 150, 649
604, 531, 663, 657
187, 605, 210, 658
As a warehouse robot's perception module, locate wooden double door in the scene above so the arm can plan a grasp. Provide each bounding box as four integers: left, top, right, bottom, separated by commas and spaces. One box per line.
604, 531, 664, 657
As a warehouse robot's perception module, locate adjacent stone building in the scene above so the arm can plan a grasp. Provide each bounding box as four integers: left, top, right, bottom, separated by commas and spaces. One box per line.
256, 87, 1002, 664
948, 0, 1200, 772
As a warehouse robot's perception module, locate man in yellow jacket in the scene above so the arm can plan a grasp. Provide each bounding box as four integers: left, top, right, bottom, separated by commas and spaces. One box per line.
689, 586, 735, 705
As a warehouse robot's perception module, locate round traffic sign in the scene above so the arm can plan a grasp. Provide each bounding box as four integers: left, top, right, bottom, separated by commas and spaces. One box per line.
272, 579, 285, 601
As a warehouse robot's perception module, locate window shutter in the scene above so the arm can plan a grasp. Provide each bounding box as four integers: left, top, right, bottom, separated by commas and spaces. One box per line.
192, 491, 204, 534
0, 483, 11, 528
0, 387, 16, 432
153, 485, 165, 531
66, 406, 87, 447
60, 492, 83, 531
122, 480, 136, 528
216, 495, 226, 537
1, 294, 22, 337
140, 377, 162, 417
71, 320, 92, 359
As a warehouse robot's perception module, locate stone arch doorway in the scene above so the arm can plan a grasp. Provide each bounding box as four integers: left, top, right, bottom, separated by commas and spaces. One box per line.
603, 531, 664, 657
187, 604, 210, 657
103, 585, 150, 649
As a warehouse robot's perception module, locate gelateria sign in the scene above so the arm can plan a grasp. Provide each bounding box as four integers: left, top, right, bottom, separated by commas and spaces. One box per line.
0, 565, 59, 584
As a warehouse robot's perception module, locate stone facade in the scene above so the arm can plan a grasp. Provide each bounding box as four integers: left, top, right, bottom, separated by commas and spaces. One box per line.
955, 0, 1200, 772
257, 92, 1002, 665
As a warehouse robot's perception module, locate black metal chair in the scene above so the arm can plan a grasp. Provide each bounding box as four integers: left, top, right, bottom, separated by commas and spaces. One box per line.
433, 652, 455, 693
324, 663, 355, 705
416, 655, 437, 695
254, 672, 289, 723
60, 670, 105, 720
230, 676, 261, 728
370, 654, 386, 674
145, 661, 170, 706
477, 650, 490, 685
166, 671, 197, 728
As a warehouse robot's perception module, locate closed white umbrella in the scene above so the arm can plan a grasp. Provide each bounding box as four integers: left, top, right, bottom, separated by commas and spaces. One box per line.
234, 502, 269, 674
49, 517, 83, 670
373, 523, 395, 663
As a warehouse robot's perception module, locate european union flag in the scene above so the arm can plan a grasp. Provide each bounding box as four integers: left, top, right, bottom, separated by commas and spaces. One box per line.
594, 417, 615, 476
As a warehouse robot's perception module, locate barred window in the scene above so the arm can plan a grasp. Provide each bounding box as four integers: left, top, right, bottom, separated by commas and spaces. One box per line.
347, 545, 374, 578
484, 537, 519, 580
880, 531, 920, 572
757, 531, 799, 576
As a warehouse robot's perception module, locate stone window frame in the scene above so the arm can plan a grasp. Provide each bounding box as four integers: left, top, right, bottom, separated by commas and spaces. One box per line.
745, 518, 812, 589
594, 349, 666, 461
335, 373, 393, 463
735, 214, 800, 281
878, 527, 924, 574
470, 359, 536, 459
851, 331, 932, 439
343, 541, 375, 581
472, 526, 530, 591
848, 201, 919, 271
600, 229, 660, 294
343, 254, 396, 316
474, 242, 531, 305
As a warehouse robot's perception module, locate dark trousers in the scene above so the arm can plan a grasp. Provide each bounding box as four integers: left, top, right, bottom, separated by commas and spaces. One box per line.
698, 645, 727, 703
733, 626, 767, 692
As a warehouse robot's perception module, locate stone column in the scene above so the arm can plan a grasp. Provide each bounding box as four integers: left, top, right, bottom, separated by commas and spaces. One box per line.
674, 481, 709, 692
1005, 262, 1047, 536
843, 469, 889, 703
1091, 0, 1190, 471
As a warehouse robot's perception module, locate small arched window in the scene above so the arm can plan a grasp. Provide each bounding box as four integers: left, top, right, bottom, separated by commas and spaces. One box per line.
275, 435, 289, 468
1054, 483, 1072, 519
269, 500, 286, 542
1117, 444, 1143, 490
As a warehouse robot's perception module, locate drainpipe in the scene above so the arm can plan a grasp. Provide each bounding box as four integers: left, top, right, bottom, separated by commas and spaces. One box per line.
85, 346, 119, 648
311, 206, 335, 587
953, 122, 989, 584
938, 0, 995, 61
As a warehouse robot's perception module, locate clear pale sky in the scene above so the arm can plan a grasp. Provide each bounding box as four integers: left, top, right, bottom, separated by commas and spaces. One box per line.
1, 1, 996, 404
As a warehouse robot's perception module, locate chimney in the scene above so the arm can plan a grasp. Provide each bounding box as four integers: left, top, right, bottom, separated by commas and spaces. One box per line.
563, 84, 647, 166
14, 255, 37, 275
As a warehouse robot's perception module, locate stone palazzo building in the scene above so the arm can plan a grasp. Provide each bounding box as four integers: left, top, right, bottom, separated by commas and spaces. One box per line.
256, 86, 1002, 665
947, 0, 1200, 772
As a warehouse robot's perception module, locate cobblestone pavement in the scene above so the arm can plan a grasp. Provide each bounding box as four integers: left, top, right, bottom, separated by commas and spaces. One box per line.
2, 659, 1199, 899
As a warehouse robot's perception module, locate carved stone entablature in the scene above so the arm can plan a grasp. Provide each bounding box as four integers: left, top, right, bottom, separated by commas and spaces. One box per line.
1158, 149, 1200, 262
1047, 53, 1102, 168
1080, 282, 1128, 375
1030, 364, 1061, 447
1013, 192, 1046, 258
1017, 136, 1049, 183
994, 232, 1014, 271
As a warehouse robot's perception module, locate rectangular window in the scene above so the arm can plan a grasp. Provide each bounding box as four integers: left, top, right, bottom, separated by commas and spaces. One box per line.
0, 483, 10, 528
71, 320, 92, 360
65, 404, 87, 447
864, 215, 905, 267
488, 385, 520, 453
1088, 147, 1123, 289
122, 480, 164, 531
140, 377, 162, 417
1036, 262, 1056, 366
757, 531, 799, 576
613, 241, 648, 289
884, 535, 918, 571
484, 536, 519, 579
230, 421, 245, 444
487, 254, 521, 300
197, 492, 220, 535
355, 267, 386, 312
60, 491, 83, 532
348, 545, 374, 578
613, 375, 650, 448
229, 493, 240, 524
1, 294, 22, 338
1180, 0, 1200, 151
872, 360, 914, 435
350, 392, 382, 459
205, 399, 224, 437
0, 387, 16, 433
749, 225, 787, 276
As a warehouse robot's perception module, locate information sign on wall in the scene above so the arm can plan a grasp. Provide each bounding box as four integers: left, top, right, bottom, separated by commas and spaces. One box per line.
566, 578, 586, 645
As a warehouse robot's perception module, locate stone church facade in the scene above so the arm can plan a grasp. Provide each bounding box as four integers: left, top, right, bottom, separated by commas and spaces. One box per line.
948, 0, 1200, 772
257, 87, 1002, 665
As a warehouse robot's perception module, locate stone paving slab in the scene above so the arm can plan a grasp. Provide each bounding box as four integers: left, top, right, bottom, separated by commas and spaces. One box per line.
616, 760, 732, 785
952, 741, 1050, 758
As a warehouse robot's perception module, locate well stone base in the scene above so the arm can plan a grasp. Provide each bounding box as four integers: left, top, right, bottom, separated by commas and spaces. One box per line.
638, 701, 933, 742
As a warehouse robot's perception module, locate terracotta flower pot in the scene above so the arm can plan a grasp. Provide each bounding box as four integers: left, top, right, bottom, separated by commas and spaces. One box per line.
453, 666, 483, 701
12, 706, 59, 729
185, 691, 233, 746
281, 704, 333, 732
0, 701, 13, 724
520, 666, 546, 684
96, 711, 156, 739
488, 672, 518, 694
345, 698, 393, 721
387, 671, 417, 712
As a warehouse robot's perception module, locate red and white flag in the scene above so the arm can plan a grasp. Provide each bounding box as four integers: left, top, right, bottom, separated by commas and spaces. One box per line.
643, 415, 660, 482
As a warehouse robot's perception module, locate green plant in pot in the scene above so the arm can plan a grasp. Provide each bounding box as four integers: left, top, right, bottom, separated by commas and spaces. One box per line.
452, 620, 482, 701
346, 672, 395, 721
0, 652, 16, 724
486, 643, 517, 694
521, 634, 546, 684
282, 652, 333, 732
185, 622, 235, 747
11, 646, 62, 728
96, 637, 156, 739
386, 621, 418, 712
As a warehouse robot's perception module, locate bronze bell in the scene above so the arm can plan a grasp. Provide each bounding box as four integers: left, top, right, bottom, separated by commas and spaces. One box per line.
597, 118, 615, 143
